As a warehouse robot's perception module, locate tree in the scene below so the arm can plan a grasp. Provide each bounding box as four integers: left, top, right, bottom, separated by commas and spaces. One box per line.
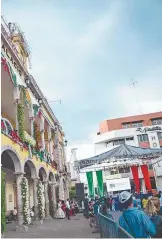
69, 186, 76, 199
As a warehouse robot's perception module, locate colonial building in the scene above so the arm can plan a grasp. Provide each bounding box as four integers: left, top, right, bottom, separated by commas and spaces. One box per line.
1, 16, 70, 230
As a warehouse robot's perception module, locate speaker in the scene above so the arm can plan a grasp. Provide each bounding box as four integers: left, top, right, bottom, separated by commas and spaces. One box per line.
76, 183, 85, 201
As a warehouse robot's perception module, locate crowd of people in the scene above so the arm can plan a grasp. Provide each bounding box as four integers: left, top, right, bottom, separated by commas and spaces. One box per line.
55, 199, 80, 220
83, 190, 162, 238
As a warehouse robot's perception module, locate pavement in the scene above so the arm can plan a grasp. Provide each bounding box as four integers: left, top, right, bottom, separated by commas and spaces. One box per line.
4, 214, 100, 238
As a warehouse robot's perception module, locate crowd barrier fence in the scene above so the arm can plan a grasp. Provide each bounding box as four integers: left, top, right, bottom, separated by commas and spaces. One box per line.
97, 207, 133, 238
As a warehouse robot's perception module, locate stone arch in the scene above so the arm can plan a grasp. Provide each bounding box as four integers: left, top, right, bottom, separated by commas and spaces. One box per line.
23, 158, 37, 179
38, 167, 47, 182
1, 146, 22, 173
48, 171, 55, 183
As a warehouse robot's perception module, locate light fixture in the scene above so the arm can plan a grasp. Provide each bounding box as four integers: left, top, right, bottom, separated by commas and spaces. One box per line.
64, 140, 68, 146
25, 77, 30, 85
38, 98, 43, 105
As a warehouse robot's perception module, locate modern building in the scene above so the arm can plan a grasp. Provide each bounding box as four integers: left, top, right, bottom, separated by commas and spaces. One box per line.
1, 16, 70, 229
93, 112, 162, 193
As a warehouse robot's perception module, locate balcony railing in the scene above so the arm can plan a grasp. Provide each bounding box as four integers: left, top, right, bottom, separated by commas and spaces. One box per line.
1, 121, 57, 170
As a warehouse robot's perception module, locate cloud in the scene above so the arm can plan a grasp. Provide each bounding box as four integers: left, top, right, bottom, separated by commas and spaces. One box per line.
2, 0, 162, 148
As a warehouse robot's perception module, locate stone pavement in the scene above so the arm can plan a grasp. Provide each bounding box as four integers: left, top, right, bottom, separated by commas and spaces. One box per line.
4, 214, 100, 238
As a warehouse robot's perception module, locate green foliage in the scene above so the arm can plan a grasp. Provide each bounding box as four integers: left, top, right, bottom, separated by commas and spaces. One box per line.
37, 180, 45, 220
33, 121, 39, 150
17, 103, 25, 142
1, 171, 6, 234
69, 186, 76, 199
48, 185, 54, 218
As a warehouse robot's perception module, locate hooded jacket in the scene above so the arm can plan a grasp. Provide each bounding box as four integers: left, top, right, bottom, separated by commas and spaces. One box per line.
119, 208, 156, 238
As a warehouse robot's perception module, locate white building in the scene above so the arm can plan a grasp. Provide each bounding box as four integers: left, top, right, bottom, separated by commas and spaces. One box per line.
80, 112, 162, 193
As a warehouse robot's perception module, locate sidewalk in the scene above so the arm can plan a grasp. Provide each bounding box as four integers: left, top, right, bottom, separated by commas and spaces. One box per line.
4, 214, 100, 238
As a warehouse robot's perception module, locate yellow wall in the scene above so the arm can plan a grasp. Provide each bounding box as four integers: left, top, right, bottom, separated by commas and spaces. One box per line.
1, 133, 57, 175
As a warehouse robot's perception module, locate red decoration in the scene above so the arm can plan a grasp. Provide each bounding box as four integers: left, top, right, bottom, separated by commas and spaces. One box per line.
141, 165, 152, 191
1, 120, 5, 131
131, 166, 140, 193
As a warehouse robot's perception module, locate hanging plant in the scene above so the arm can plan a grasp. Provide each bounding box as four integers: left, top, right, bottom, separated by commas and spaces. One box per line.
1, 171, 6, 235
37, 180, 45, 220
17, 103, 25, 142
33, 104, 40, 116
34, 121, 40, 150
21, 177, 30, 225
24, 131, 36, 147
48, 184, 54, 218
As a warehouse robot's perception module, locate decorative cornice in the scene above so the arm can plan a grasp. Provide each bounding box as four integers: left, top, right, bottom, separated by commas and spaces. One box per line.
1, 17, 65, 136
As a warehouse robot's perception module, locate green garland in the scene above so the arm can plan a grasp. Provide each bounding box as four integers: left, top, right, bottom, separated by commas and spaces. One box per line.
37, 180, 45, 220
21, 177, 30, 225
17, 103, 25, 142
48, 184, 54, 218
33, 121, 40, 150
1, 171, 6, 234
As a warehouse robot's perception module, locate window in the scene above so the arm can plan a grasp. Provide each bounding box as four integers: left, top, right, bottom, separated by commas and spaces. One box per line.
148, 164, 153, 170
158, 132, 162, 141
132, 121, 143, 128
126, 137, 134, 141
123, 123, 131, 129
1, 118, 13, 136
113, 139, 125, 146
150, 177, 156, 190
110, 168, 118, 175
119, 167, 130, 174
152, 118, 162, 125
138, 134, 149, 143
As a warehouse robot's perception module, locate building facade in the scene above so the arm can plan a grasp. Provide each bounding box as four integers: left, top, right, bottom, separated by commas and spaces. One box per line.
94, 112, 162, 192
1, 16, 70, 229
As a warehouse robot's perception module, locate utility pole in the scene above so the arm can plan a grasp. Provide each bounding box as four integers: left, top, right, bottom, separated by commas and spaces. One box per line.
129, 79, 143, 114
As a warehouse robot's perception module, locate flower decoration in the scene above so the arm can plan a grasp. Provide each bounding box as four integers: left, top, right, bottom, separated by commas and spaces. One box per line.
1, 171, 6, 234
21, 177, 30, 225
37, 180, 45, 220
24, 131, 36, 147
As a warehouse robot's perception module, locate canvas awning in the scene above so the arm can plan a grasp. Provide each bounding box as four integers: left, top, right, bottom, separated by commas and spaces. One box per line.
78, 144, 162, 168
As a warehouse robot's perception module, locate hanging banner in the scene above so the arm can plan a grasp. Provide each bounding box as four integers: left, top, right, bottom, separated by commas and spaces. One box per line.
96, 170, 104, 197
86, 172, 94, 197
141, 165, 152, 191
131, 166, 140, 193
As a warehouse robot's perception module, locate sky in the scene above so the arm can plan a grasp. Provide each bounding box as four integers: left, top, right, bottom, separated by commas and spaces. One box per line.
2, 0, 162, 162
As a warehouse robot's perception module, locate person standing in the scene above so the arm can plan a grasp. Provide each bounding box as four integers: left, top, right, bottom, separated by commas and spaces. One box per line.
55, 200, 65, 219
66, 199, 70, 220
119, 191, 156, 238
74, 202, 80, 220
84, 197, 89, 219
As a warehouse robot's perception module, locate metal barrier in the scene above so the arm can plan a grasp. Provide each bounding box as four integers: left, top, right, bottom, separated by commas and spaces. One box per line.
97, 208, 133, 238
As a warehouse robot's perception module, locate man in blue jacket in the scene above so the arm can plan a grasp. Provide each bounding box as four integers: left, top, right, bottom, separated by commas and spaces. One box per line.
119, 191, 156, 238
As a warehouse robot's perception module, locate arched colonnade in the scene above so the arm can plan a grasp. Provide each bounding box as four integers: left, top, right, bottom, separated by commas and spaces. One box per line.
1, 145, 64, 229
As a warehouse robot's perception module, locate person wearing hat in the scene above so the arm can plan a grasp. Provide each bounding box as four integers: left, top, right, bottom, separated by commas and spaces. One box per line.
119, 191, 156, 238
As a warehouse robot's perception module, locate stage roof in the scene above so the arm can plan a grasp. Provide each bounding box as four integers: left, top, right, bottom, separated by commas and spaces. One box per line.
78, 144, 162, 168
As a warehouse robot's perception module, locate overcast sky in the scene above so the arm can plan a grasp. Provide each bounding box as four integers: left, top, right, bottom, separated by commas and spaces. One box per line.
2, 0, 162, 161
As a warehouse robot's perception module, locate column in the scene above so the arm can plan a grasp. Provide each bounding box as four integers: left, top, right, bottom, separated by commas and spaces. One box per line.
40, 114, 45, 150
59, 177, 65, 200
32, 178, 39, 220
51, 182, 57, 213
15, 173, 24, 228
43, 181, 50, 219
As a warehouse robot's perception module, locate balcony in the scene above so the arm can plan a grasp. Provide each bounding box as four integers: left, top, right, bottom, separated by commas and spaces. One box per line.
1, 119, 57, 170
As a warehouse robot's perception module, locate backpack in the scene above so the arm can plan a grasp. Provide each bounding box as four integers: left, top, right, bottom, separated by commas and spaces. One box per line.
151, 215, 162, 238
